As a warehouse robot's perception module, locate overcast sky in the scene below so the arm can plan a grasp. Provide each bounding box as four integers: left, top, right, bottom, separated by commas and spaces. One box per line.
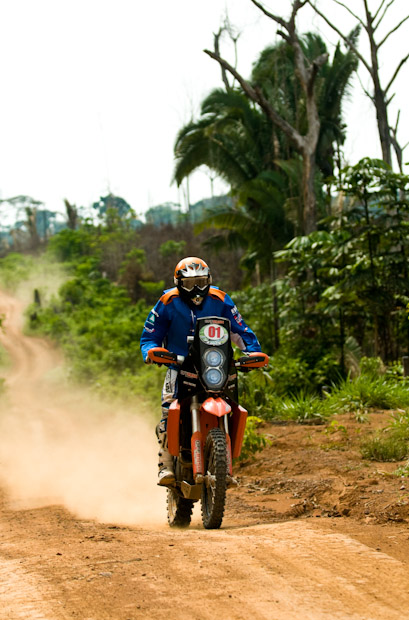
0, 0, 408, 222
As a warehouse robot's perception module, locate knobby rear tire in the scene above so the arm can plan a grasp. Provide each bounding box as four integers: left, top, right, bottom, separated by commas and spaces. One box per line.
167, 488, 194, 528
201, 427, 227, 529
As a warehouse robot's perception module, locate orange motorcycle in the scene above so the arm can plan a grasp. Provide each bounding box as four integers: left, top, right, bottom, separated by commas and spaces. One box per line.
148, 316, 268, 529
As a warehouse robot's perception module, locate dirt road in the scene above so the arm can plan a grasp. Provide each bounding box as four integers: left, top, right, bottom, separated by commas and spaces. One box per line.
1, 289, 409, 620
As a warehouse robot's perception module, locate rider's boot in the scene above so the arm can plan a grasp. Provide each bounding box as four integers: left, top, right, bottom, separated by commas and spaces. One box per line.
156, 414, 175, 486
158, 442, 175, 486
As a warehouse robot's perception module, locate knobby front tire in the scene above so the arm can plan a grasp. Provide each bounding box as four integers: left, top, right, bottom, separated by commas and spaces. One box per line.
201, 427, 227, 529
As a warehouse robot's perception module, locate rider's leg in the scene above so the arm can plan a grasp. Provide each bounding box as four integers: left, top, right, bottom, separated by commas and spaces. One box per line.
157, 368, 178, 485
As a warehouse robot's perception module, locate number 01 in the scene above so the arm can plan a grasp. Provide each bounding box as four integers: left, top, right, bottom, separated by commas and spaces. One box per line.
208, 325, 221, 338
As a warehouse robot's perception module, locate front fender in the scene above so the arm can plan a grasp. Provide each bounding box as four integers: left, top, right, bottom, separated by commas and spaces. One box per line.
202, 397, 231, 417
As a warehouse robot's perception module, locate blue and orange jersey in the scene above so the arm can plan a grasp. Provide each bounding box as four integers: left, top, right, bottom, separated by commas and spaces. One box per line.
140, 286, 261, 362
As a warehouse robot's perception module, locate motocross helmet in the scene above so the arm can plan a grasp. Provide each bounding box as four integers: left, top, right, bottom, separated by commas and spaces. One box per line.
174, 257, 212, 306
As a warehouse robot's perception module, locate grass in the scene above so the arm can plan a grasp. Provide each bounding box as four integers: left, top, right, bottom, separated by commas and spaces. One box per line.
324, 375, 409, 415
360, 431, 409, 462
249, 374, 409, 425
241, 353, 409, 425
276, 391, 327, 423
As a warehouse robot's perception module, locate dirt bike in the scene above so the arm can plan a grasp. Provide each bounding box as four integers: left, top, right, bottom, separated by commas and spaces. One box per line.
148, 316, 269, 530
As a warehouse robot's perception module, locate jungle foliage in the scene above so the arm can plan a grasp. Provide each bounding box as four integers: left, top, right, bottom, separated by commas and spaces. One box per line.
22, 157, 409, 428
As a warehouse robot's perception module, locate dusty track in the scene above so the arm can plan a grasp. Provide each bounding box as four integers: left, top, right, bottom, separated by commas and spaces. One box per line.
0, 289, 409, 619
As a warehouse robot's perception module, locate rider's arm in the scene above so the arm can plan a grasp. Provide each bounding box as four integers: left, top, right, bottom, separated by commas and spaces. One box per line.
140, 300, 170, 362
222, 293, 262, 353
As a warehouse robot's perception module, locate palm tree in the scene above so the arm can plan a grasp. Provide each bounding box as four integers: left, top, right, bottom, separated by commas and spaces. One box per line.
174, 89, 271, 188
174, 33, 357, 238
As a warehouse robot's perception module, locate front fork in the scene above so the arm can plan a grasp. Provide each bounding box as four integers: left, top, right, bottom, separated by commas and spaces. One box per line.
190, 396, 204, 483
190, 395, 233, 483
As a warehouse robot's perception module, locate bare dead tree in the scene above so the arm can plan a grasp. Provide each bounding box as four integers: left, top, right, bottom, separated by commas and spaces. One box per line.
205, 0, 328, 234
307, 0, 409, 167
0, 195, 43, 250
25, 207, 40, 249
64, 199, 79, 230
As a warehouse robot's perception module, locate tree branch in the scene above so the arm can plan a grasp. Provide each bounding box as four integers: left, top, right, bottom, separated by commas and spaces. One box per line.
373, 0, 396, 31
204, 48, 305, 151
378, 14, 409, 48
386, 92, 395, 106
289, 0, 309, 32
357, 71, 375, 103
373, 0, 389, 23
214, 28, 231, 91
251, 1, 325, 98
389, 110, 404, 172
307, 1, 374, 76
277, 29, 291, 44
385, 52, 409, 94
332, 0, 367, 30
308, 52, 329, 95
249, 0, 288, 28
362, 0, 373, 26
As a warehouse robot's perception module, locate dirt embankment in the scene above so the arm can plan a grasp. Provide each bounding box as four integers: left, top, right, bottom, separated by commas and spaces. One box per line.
1, 288, 409, 620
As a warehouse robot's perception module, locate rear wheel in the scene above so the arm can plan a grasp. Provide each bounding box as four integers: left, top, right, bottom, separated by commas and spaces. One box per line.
201, 427, 227, 529
167, 488, 194, 528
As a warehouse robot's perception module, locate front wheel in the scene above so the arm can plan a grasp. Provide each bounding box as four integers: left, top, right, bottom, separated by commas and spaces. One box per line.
167, 488, 194, 528
201, 427, 227, 529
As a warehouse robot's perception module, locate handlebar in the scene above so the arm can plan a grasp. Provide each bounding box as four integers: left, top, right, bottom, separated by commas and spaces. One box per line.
235, 352, 269, 369
147, 347, 269, 369
147, 347, 185, 365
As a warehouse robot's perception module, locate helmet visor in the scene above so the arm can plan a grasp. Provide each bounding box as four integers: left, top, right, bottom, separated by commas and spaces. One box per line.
180, 276, 209, 291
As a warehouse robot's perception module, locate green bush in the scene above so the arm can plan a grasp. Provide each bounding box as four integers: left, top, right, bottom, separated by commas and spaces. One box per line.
239, 416, 270, 462
360, 356, 385, 378
29, 256, 153, 401
0, 253, 35, 289
46, 228, 95, 263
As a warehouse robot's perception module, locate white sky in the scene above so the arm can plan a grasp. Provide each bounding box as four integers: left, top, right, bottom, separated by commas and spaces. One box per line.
0, 0, 408, 223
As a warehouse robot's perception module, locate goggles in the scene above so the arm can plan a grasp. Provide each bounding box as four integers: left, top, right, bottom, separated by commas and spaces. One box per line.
179, 276, 209, 291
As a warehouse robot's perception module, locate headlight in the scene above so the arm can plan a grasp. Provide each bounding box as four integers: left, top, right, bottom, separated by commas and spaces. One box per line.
204, 368, 223, 387
204, 348, 224, 367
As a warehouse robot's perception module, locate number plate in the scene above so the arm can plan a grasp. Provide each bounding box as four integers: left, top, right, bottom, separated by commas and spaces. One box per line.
199, 323, 229, 345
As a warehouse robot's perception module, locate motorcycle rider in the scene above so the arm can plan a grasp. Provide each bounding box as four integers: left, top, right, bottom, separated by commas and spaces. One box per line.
140, 256, 262, 486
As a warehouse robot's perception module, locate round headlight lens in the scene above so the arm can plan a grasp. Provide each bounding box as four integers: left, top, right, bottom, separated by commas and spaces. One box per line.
204, 368, 223, 386
204, 348, 223, 367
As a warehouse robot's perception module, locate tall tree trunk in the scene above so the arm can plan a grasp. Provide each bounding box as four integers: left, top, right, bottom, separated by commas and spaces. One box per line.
302, 150, 317, 235
365, 2, 392, 166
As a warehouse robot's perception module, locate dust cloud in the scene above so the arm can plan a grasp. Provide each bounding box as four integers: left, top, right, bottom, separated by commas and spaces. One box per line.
0, 289, 166, 526
0, 392, 165, 525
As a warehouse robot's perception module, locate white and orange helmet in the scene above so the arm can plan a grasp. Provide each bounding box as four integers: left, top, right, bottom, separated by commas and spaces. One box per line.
174, 256, 212, 305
